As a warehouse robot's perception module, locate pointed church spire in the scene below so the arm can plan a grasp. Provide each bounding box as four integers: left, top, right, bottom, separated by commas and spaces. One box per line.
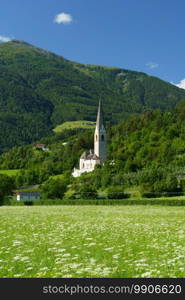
94, 99, 106, 163
96, 99, 104, 130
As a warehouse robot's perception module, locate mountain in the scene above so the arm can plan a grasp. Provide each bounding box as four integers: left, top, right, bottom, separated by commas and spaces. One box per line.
0, 40, 185, 152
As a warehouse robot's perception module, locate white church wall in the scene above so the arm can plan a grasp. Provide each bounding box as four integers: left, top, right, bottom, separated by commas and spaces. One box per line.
72, 158, 100, 177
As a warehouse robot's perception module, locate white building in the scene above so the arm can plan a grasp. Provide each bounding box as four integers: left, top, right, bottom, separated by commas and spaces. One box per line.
16, 191, 40, 201
72, 101, 107, 177
33, 144, 49, 151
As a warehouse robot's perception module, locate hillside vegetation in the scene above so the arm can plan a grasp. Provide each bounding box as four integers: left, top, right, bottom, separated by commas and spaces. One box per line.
1, 101, 185, 200
0, 40, 185, 152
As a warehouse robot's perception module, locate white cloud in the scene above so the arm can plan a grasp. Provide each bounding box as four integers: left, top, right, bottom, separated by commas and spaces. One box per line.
0, 35, 12, 42
146, 62, 159, 69
174, 79, 185, 90
54, 12, 73, 24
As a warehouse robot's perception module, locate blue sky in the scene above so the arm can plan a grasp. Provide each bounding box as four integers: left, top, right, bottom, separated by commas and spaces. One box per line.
0, 0, 185, 87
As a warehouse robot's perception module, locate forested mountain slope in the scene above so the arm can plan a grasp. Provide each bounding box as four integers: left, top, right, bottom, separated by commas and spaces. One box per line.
0, 40, 185, 152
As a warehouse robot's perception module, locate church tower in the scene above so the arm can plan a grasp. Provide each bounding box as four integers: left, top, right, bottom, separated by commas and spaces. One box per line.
94, 100, 107, 163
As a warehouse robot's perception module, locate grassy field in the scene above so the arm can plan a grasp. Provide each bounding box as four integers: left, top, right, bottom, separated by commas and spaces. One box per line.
0, 206, 184, 278
53, 120, 96, 133
0, 170, 20, 176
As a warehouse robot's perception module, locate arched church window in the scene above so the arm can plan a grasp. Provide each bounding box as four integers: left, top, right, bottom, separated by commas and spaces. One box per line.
101, 135, 104, 141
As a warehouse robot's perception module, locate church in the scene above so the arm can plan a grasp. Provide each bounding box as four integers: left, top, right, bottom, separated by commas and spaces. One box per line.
72, 101, 107, 177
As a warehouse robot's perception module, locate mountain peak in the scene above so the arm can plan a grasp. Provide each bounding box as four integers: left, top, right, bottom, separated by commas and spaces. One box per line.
11, 40, 32, 46
0, 39, 61, 59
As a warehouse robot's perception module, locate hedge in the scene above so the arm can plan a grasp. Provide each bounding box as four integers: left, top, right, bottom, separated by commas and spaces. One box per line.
6, 198, 185, 206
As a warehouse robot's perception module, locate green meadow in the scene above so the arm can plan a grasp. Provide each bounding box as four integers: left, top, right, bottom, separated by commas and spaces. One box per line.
0, 170, 20, 176
53, 120, 96, 133
0, 206, 184, 278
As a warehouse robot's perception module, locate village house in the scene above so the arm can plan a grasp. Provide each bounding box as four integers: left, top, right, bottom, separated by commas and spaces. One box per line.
15, 191, 40, 201
33, 144, 49, 151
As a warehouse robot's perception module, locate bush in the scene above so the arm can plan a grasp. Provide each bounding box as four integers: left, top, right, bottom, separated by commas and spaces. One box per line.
41, 178, 67, 199
64, 189, 78, 200
140, 184, 160, 198
0, 196, 4, 206
24, 201, 33, 206
141, 175, 183, 198
78, 185, 98, 199
0, 174, 15, 205
141, 191, 160, 198
107, 186, 130, 199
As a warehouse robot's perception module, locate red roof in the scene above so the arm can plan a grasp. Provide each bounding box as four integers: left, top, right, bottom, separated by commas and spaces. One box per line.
35, 144, 45, 147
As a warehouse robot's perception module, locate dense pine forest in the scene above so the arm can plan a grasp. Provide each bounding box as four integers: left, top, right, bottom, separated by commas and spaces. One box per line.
1, 40, 185, 152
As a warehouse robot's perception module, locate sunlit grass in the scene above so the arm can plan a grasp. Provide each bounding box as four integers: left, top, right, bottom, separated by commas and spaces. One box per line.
0, 206, 184, 278
0, 170, 20, 176
53, 120, 95, 133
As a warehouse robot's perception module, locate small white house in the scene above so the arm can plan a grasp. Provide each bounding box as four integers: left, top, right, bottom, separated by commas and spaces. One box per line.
16, 191, 40, 201
33, 144, 49, 151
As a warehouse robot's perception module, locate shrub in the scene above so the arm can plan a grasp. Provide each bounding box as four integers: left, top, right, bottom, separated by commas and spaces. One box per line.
64, 189, 78, 200
24, 201, 33, 206
141, 191, 160, 198
141, 175, 183, 198
0, 174, 15, 205
140, 183, 160, 198
78, 185, 98, 199
107, 186, 130, 199
41, 178, 67, 199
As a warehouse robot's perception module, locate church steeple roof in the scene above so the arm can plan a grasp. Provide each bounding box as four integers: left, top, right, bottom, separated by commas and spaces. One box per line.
96, 100, 104, 130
